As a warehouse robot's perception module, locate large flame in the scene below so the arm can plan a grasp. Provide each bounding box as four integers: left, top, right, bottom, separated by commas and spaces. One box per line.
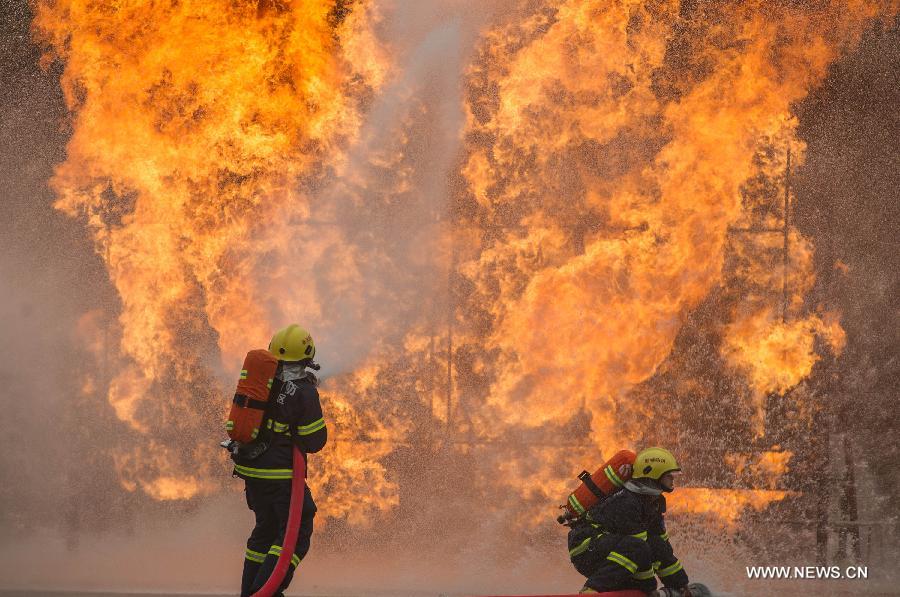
458, 0, 883, 438
33, 0, 896, 538
451, 0, 891, 522
669, 488, 795, 528
32, 0, 390, 503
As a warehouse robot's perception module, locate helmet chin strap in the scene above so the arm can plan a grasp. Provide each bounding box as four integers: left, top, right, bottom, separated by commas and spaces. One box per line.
625, 480, 664, 496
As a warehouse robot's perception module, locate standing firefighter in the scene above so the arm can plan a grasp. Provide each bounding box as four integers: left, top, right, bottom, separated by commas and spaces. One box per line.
567, 447, 692, 596
226, 324, 327, 597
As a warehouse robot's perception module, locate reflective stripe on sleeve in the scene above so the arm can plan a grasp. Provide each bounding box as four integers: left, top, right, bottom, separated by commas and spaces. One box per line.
659, 531, 669, 541
296, 417, 325, 436
569, 537, 591, 558
630, 531, 648, 541
607, 551, 638, 574
633, 568, 656, 580
658, 560, 684, 577
245, 548, 265, 563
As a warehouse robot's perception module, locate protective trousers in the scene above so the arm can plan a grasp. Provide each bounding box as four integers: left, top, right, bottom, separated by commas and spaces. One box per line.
241, 479, 317, 597
569, 530, 656, 594
647, 533, 689, 589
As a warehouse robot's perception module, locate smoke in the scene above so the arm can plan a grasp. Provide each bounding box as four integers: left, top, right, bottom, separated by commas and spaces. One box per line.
289, 15, 469, 378
0, 0, 110, 540
265, 1, 522, 380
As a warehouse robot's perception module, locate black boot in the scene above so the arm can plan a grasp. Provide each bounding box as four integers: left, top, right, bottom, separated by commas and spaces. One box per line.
240, 560, 261, 597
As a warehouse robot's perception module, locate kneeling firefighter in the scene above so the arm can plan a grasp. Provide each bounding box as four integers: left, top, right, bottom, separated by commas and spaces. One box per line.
566, 447, 691, 596
224, 324, 327, 597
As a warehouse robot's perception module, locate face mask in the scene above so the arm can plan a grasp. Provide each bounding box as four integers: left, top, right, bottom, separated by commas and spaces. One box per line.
278, 362, 308, 382
624, 480, 663, 496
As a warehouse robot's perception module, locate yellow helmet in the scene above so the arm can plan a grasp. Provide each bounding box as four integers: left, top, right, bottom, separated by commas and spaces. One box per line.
631, 447, 681, 493
268, 324, 315, 362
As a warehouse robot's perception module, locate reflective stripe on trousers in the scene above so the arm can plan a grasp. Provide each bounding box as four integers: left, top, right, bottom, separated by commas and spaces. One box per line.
658, 559, 683, 577
606, 550, 638, 574
268, 544, 301, 568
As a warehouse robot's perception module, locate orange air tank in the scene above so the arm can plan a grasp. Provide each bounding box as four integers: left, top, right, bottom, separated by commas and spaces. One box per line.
225, 349, 279, 444
560, 449, 636, 521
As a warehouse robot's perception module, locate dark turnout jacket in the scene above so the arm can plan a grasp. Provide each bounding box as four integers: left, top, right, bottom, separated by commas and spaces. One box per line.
588, 486, 667, 536
570, 488, 689, 590
233, 371, 327, 480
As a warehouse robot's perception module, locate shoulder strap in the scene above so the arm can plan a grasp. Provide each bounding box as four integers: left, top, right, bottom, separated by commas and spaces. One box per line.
578, 470, 606, 499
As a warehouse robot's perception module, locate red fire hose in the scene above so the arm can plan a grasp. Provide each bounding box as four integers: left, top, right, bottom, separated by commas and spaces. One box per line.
251, 445, 306, 597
